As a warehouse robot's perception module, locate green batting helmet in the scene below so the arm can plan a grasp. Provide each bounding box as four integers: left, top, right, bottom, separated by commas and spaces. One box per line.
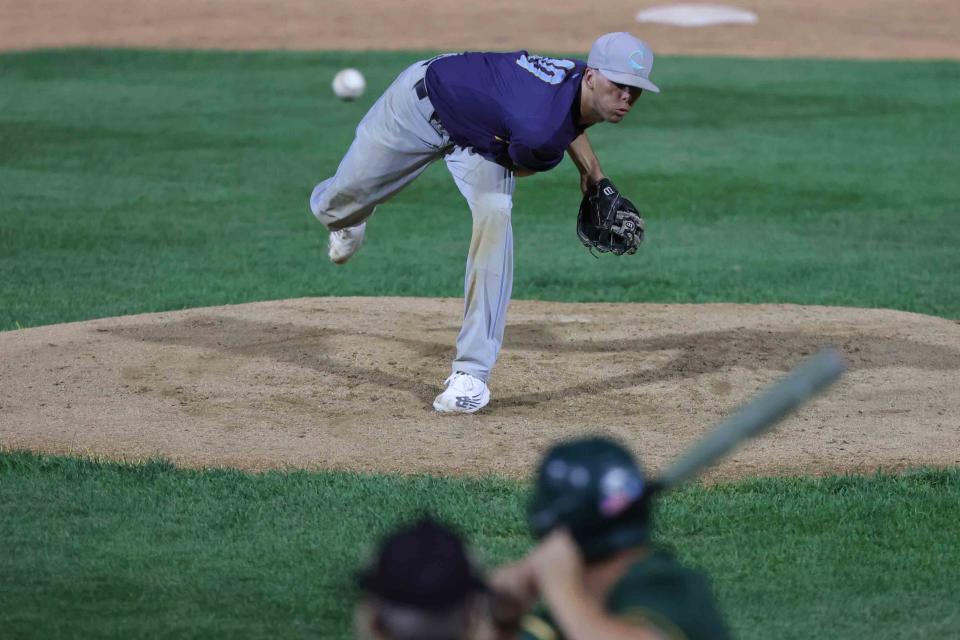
527, 436, 654, 561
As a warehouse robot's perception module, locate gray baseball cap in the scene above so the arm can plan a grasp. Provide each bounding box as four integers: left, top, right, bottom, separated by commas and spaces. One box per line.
587, 32, 660, 94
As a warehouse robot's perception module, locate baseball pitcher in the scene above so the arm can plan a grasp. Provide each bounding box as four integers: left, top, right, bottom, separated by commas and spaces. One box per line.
310, 32, 658, 413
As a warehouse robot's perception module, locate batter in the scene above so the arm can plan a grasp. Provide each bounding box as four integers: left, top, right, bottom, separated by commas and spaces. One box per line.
494, 436, 730, 639
310, 32, 660, 413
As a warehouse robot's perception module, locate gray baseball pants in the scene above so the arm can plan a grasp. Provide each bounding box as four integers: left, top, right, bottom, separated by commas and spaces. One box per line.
310, 60, 516, 384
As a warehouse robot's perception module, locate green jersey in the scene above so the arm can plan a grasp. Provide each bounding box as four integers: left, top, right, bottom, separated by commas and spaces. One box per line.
519, 548, 730, 640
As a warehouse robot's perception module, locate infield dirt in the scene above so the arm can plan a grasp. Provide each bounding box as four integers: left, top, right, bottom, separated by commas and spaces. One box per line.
2, 0, 959, 58
3, 299, 959, 479
2, 0, 958, 478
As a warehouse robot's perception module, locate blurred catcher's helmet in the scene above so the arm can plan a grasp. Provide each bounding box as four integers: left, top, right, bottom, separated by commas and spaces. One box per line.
527, 436, 654, 561
357, 516, 487, 611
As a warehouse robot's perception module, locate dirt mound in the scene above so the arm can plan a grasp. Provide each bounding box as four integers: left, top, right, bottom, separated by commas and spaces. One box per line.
2, 298, 957, 479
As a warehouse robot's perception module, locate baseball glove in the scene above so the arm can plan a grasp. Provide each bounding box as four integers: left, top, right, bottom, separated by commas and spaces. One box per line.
576, 178, 645, 256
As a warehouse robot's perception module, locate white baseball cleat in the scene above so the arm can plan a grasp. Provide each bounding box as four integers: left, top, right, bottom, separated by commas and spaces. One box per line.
327, 222, 366, 265
433, 371, 490, 414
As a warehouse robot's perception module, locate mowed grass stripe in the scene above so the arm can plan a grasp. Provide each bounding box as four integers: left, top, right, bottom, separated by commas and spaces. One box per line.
1, 452, 957, 639
1, 50, 959, 329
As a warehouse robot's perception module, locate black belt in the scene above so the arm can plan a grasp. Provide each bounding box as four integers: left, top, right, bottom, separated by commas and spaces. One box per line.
414, 77, 429, 101
413, 78, 444, 133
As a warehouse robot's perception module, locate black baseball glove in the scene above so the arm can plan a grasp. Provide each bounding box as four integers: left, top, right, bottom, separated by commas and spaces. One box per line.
576, 178, 645, 256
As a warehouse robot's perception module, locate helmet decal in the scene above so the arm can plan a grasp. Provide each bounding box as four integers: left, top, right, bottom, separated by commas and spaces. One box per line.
599, 467, 644, 517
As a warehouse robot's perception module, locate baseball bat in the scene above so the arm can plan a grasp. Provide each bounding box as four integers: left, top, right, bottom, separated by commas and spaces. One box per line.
656, 348, 847, 490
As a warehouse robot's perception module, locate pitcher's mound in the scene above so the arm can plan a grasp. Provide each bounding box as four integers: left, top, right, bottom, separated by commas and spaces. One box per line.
2, 298, 958, 479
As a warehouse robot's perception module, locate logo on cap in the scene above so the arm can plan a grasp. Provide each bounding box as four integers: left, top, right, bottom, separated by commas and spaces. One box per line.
628, 50, 646, 72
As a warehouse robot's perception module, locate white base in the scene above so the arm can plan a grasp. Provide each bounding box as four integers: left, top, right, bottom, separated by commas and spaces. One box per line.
636, 4, 759, 27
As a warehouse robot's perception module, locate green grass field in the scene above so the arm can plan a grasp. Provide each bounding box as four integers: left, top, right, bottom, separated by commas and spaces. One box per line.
2, 50, 959, 638
1, 50, 959, 330
2, 453, 959, 639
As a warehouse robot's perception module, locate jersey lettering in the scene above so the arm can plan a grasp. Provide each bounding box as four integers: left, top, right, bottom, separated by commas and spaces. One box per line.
516, 55, 576, 85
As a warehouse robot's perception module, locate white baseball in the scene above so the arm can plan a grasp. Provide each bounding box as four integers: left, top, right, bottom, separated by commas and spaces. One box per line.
332, 68, 366, 101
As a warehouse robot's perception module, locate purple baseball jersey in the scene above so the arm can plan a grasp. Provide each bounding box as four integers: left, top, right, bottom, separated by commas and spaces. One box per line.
424, 51, 588, 172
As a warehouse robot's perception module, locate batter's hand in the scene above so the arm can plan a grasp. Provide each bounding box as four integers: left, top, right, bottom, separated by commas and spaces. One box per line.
488, 561, 539, 636
490, 560, 539, 610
